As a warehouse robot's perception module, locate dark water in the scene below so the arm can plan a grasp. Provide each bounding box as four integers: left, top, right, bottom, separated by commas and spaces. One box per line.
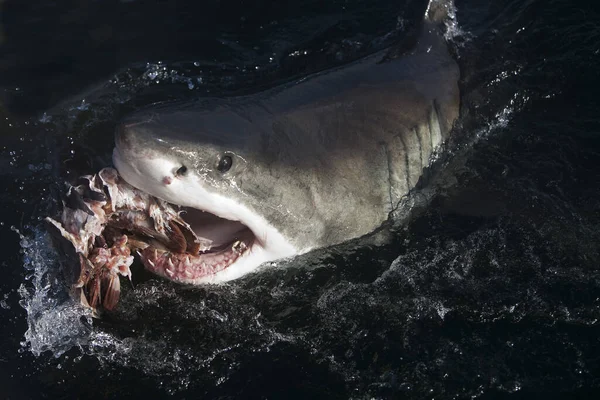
1, 0, 600, 398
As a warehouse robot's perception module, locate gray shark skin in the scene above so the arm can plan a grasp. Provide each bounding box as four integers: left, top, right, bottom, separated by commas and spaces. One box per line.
112, 11, 460, 283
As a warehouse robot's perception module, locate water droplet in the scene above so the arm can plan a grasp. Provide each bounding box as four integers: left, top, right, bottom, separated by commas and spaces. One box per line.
77, 99, 89, 111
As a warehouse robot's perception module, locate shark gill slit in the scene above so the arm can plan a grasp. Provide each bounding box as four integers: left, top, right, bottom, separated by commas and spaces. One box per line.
397, 132, 410, 191
428, 104, 435, 151
381, 141, 395, 212
413, 127, 423, 170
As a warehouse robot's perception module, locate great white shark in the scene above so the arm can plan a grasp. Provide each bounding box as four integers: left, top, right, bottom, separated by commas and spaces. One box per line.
112, 3, 460, 284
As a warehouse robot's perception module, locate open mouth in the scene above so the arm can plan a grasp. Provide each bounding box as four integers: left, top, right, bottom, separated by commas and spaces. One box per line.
46, 166, 270, 313
92, 163, 262, 284
111, 141, 299, 284
136, 206, 256, 283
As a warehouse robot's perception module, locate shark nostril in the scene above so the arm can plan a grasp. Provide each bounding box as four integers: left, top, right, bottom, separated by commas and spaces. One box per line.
175, 165, 188, 177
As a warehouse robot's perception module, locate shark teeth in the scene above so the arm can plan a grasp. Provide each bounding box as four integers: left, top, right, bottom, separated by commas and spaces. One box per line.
136, 233, 254, 284
232, 240, 247, 254
166, 256, 176, 276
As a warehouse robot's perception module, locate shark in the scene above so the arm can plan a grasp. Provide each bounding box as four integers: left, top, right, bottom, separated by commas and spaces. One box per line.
112, 3, 460, 284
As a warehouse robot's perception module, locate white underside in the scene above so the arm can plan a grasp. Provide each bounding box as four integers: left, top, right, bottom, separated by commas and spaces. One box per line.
113, 148, 298, 283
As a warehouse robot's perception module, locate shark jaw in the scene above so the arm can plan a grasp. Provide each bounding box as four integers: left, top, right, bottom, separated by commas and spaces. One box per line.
112, 147, 298, 284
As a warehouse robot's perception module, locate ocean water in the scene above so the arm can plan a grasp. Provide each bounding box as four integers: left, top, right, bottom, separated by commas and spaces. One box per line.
1, 0, 599, 398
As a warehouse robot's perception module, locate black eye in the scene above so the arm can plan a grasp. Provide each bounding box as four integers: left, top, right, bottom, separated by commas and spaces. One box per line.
217, 155, 233, 173
176, 165, 188, 176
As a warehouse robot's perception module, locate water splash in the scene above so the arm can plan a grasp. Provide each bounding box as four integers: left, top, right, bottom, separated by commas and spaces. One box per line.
142, 62, 199, 90
17, 227, 93, 358
15, 225, 300, 394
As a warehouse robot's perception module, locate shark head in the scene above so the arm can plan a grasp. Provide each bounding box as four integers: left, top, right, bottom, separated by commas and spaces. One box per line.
113, 14, 460, 284
113, 103, 303, 283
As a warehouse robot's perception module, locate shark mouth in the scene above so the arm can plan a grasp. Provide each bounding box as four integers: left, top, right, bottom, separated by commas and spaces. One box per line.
138, 207, 257, 284
46, 165, 286, 313
112, 146, 298, 285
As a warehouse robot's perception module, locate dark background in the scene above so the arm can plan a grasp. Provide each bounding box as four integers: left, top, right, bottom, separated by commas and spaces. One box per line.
1, 0, 600, 398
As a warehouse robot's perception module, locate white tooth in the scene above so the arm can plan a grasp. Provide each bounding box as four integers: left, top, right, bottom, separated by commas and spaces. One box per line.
165, 268, 175, 277
147, 259, 155, 267
184, 270, 193, 278
185, 256, 191, 268
167, 258, 175, 269
231, 240, 247, 254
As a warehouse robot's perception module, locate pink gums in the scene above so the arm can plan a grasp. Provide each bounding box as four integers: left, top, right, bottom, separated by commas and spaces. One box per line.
139, 241, 249, 283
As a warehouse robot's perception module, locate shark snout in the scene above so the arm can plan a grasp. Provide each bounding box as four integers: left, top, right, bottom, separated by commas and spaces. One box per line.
113, 113, 193, 192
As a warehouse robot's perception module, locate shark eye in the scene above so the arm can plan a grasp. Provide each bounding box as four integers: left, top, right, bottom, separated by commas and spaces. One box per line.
175, 165, 188, 176
217, 155, 233, 173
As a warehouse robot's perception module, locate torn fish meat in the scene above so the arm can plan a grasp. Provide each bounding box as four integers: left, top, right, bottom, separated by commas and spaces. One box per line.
46, 168, 212, 314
